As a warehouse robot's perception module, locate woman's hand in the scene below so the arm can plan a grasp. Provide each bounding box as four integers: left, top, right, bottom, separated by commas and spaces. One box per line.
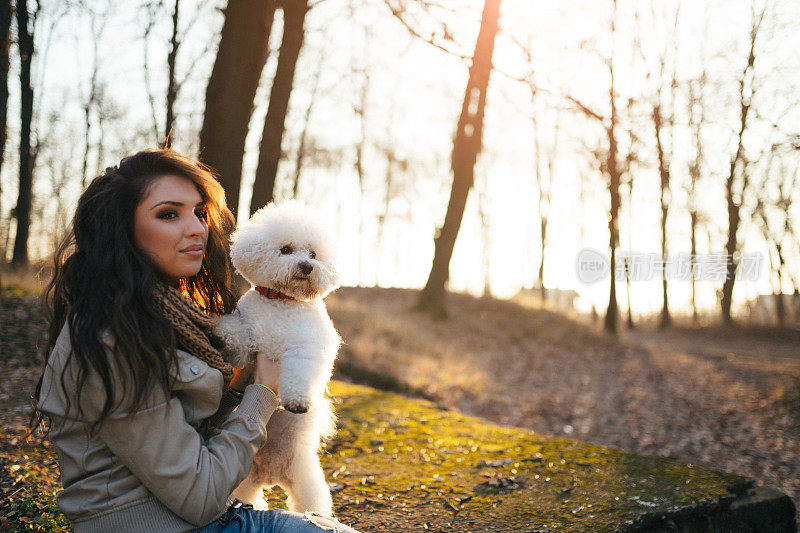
254, 353, 280, 394
229, 362, 255, 393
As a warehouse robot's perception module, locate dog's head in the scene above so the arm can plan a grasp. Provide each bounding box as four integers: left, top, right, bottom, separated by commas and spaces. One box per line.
231, 200, 341, 301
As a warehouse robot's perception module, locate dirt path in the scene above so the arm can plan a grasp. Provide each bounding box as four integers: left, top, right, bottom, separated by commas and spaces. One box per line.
618, 326, 800, 507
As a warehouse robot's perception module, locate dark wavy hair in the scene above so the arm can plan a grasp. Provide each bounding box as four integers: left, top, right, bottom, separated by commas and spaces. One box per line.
28, 148, 238, 437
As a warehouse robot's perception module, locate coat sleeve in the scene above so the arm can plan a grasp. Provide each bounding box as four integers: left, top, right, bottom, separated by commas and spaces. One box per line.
56, 331, 281, 527
95, 383, 278, 526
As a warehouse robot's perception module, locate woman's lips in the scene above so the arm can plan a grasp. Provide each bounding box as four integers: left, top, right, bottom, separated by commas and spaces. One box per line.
181, 245, 204, 257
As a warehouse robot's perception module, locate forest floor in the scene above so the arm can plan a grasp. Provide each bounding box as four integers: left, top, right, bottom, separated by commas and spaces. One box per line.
0, 283, 798, 530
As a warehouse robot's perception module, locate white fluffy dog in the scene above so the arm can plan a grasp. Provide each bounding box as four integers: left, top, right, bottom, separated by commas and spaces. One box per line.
212, 200, 342, 515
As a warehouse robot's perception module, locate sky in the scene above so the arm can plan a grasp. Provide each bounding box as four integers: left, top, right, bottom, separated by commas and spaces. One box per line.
1, 0, 798, 320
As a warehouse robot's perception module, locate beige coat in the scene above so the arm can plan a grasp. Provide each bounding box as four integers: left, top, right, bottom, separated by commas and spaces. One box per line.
36, 321, 279, 532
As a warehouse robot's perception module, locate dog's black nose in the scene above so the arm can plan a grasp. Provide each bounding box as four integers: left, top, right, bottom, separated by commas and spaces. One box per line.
298, 261, 313, 275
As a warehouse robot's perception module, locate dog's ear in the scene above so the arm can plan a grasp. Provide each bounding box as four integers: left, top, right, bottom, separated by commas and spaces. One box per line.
229, 228, 266, 284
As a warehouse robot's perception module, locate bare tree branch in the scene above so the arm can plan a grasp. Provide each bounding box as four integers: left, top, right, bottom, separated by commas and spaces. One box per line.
382, 0, 469, 60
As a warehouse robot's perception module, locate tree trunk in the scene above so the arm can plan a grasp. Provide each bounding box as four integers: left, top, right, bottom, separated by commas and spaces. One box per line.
143, 9, 161, 143
687, 73, 705, 325
415, 0, 501, 319
349, 23, 371, 286
604, 88, 621, 333
794, 288, 800, 326
291, 48, 324, 198
623, 174, 634, 330
690, 210, 698, 323
775, 243, 786, 325
376, 141, 396, 284
81, 97, 91, 188
0, 0, 10, 186
720, 7, 762, 325
601, 0, 621, 335
164, 0, 180, 148
376, 85, 401, 285
353, 80, 367, 285
476, 176, 491, 297
199, 0, 277, 220
625, 265, 634, 328
250, 0, 308, 214
12, 0, 34, 268
531, 96, 546, 300
535, 108, 559, 302
653, 101, 672, 329
537, 206, 547, 300
720, 191, 741, 325
578, 171, 598, 322
0, 0, 10, 271
80, 15, 103, 189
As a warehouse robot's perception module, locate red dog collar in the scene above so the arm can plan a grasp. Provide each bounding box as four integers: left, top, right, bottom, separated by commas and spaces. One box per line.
255, 286, 295, 300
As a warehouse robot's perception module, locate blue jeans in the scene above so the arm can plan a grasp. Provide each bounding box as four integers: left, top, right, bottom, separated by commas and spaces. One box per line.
191, 502, 362, 533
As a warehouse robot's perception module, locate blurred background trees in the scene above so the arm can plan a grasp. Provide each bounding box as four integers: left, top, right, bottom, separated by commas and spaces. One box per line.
1, 0, 799, 332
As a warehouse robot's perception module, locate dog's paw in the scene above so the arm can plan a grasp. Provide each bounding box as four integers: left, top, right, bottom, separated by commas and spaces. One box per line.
283, 399, 310, 414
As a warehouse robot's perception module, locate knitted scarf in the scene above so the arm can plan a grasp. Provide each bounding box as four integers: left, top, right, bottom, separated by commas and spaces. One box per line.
152, 282, 234, 387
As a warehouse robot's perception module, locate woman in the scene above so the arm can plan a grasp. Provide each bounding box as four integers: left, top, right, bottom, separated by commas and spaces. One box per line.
29, 148, 360, 533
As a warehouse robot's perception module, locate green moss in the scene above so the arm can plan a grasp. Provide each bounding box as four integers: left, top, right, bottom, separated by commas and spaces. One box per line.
11, 494, 70, 532
0, 284, 41, 298
309, 381, 747, 531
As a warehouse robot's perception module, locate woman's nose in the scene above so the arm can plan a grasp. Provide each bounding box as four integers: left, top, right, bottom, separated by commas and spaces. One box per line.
186, 213, 207, 236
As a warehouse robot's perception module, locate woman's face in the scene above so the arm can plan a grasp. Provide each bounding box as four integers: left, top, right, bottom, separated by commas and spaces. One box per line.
133, 174, 209, 282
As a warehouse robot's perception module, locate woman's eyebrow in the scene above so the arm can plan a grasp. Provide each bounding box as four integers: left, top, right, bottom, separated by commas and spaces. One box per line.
150, 200, 205, 210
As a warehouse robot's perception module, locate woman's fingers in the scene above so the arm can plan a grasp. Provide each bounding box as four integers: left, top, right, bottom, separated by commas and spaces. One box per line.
254, 354, 281, 393
230, 361, 256, 391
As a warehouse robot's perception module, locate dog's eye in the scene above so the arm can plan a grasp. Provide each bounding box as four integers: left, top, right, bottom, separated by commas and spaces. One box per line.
309, 251, 316, 259
280, 245, 293, 255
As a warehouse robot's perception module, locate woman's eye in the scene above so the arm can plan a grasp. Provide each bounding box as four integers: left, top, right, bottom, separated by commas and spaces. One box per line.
158, 210, 177, 220
280, 245, 293, 254
309, 251, 316, 259
195, 208, 207, 221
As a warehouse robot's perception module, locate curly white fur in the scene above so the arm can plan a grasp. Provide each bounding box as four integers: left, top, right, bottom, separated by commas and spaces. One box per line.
213, 200, 342, 515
